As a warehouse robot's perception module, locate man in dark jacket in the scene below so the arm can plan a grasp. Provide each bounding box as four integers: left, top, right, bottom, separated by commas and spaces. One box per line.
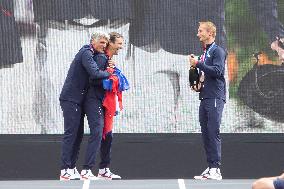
97, 32, 124, 180
59, 31, 111, 180
189, 21, 226, 180
80, 32, 124, 180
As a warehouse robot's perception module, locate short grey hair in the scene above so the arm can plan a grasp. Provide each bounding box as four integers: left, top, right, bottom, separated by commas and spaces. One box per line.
90, 31, 110, 43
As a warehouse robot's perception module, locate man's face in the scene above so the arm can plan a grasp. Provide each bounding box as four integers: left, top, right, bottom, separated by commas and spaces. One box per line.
92, 37, 108, 53
109, 37, 124, 55
197, 24, 211, 43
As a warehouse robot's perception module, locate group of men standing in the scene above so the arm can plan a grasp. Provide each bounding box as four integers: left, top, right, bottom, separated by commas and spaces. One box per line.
58, 21, 227, 181
57, 21, 284, 189
59, 31, 125, 180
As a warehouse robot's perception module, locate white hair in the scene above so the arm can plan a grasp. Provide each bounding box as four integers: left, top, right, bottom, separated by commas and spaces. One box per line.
90, 31, 110, 43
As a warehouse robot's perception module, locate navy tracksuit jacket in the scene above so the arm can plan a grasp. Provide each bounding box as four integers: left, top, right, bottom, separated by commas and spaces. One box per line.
196, 43, 226, 168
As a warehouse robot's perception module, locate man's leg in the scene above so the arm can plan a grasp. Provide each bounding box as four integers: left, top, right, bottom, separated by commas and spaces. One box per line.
97, 110, 122, 180
199, 100, 210, 165
99, 131, 113, 169
78, 97, 104, 180
98, 129, 121, 180
83, 97, 104, 170
60, 101, 83, 170
70, 112, 84, 169
194, 99, 224, 180
206, 99, 224, 168
194, 100, 211, 179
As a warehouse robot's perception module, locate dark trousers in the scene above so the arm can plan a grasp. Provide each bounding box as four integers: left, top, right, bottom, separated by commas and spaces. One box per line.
99, 131, 113, 169
60, 100, 84, 169
83, 97, 104, 169
199, 98, 225, 168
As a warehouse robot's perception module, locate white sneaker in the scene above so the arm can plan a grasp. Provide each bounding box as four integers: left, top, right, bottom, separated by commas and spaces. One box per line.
60, 168, 77, 181
80, 169, 100, 180
72, 167, 81, 180
194, 167, 210, 180
206, 168, 222, 180
98, 168, 121, 180
194, 167, 222, 180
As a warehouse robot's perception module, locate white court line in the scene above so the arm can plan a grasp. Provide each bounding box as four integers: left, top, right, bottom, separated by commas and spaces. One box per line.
178, 179, 186, 189
82, 180, 90, 189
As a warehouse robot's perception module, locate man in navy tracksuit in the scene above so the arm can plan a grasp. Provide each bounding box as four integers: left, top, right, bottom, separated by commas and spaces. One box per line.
189, 21, 226, 180
82, 32, 124, 180
59, 31, 111, 180
79, 38, 118, 180
79, 50, 111, 180
97, 32, 124, 180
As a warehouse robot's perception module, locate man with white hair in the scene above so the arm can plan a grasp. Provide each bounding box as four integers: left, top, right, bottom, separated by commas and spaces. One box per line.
59, 31, 112, 180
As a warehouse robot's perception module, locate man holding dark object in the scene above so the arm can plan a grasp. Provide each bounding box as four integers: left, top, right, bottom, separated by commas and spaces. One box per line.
188, 21, 226, 180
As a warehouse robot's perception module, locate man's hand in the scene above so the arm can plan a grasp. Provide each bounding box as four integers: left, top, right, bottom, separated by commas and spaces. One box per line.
106, 67, 114, 74
190, 83, 202, 92
108, 59, 116, 68
188, 54, 198, 67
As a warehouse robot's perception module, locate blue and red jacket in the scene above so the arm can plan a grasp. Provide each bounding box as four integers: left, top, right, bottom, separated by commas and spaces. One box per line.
102, 67, 129, 139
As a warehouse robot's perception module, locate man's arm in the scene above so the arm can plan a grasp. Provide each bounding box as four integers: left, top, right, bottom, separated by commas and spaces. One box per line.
279, 172, 284, 179
81, 50, 110, 79
196, 48, 226, 78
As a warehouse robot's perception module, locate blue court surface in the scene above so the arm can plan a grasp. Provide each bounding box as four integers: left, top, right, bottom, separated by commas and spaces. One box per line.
0, 179, 255, 189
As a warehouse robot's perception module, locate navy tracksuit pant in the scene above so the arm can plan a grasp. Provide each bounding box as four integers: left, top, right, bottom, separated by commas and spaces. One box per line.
60, 100, 84, 169
82, 97, 104, 170
199, 98, 225, 168
60, 97, 105, 170
60, 98, 113, 170
99, 131, 113, 169
83, 96, 114, 170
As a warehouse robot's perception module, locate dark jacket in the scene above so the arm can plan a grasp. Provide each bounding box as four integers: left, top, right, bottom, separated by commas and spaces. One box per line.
86, 53, 109, 101
196, 43, 226, 101
59, 45, 110, 105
